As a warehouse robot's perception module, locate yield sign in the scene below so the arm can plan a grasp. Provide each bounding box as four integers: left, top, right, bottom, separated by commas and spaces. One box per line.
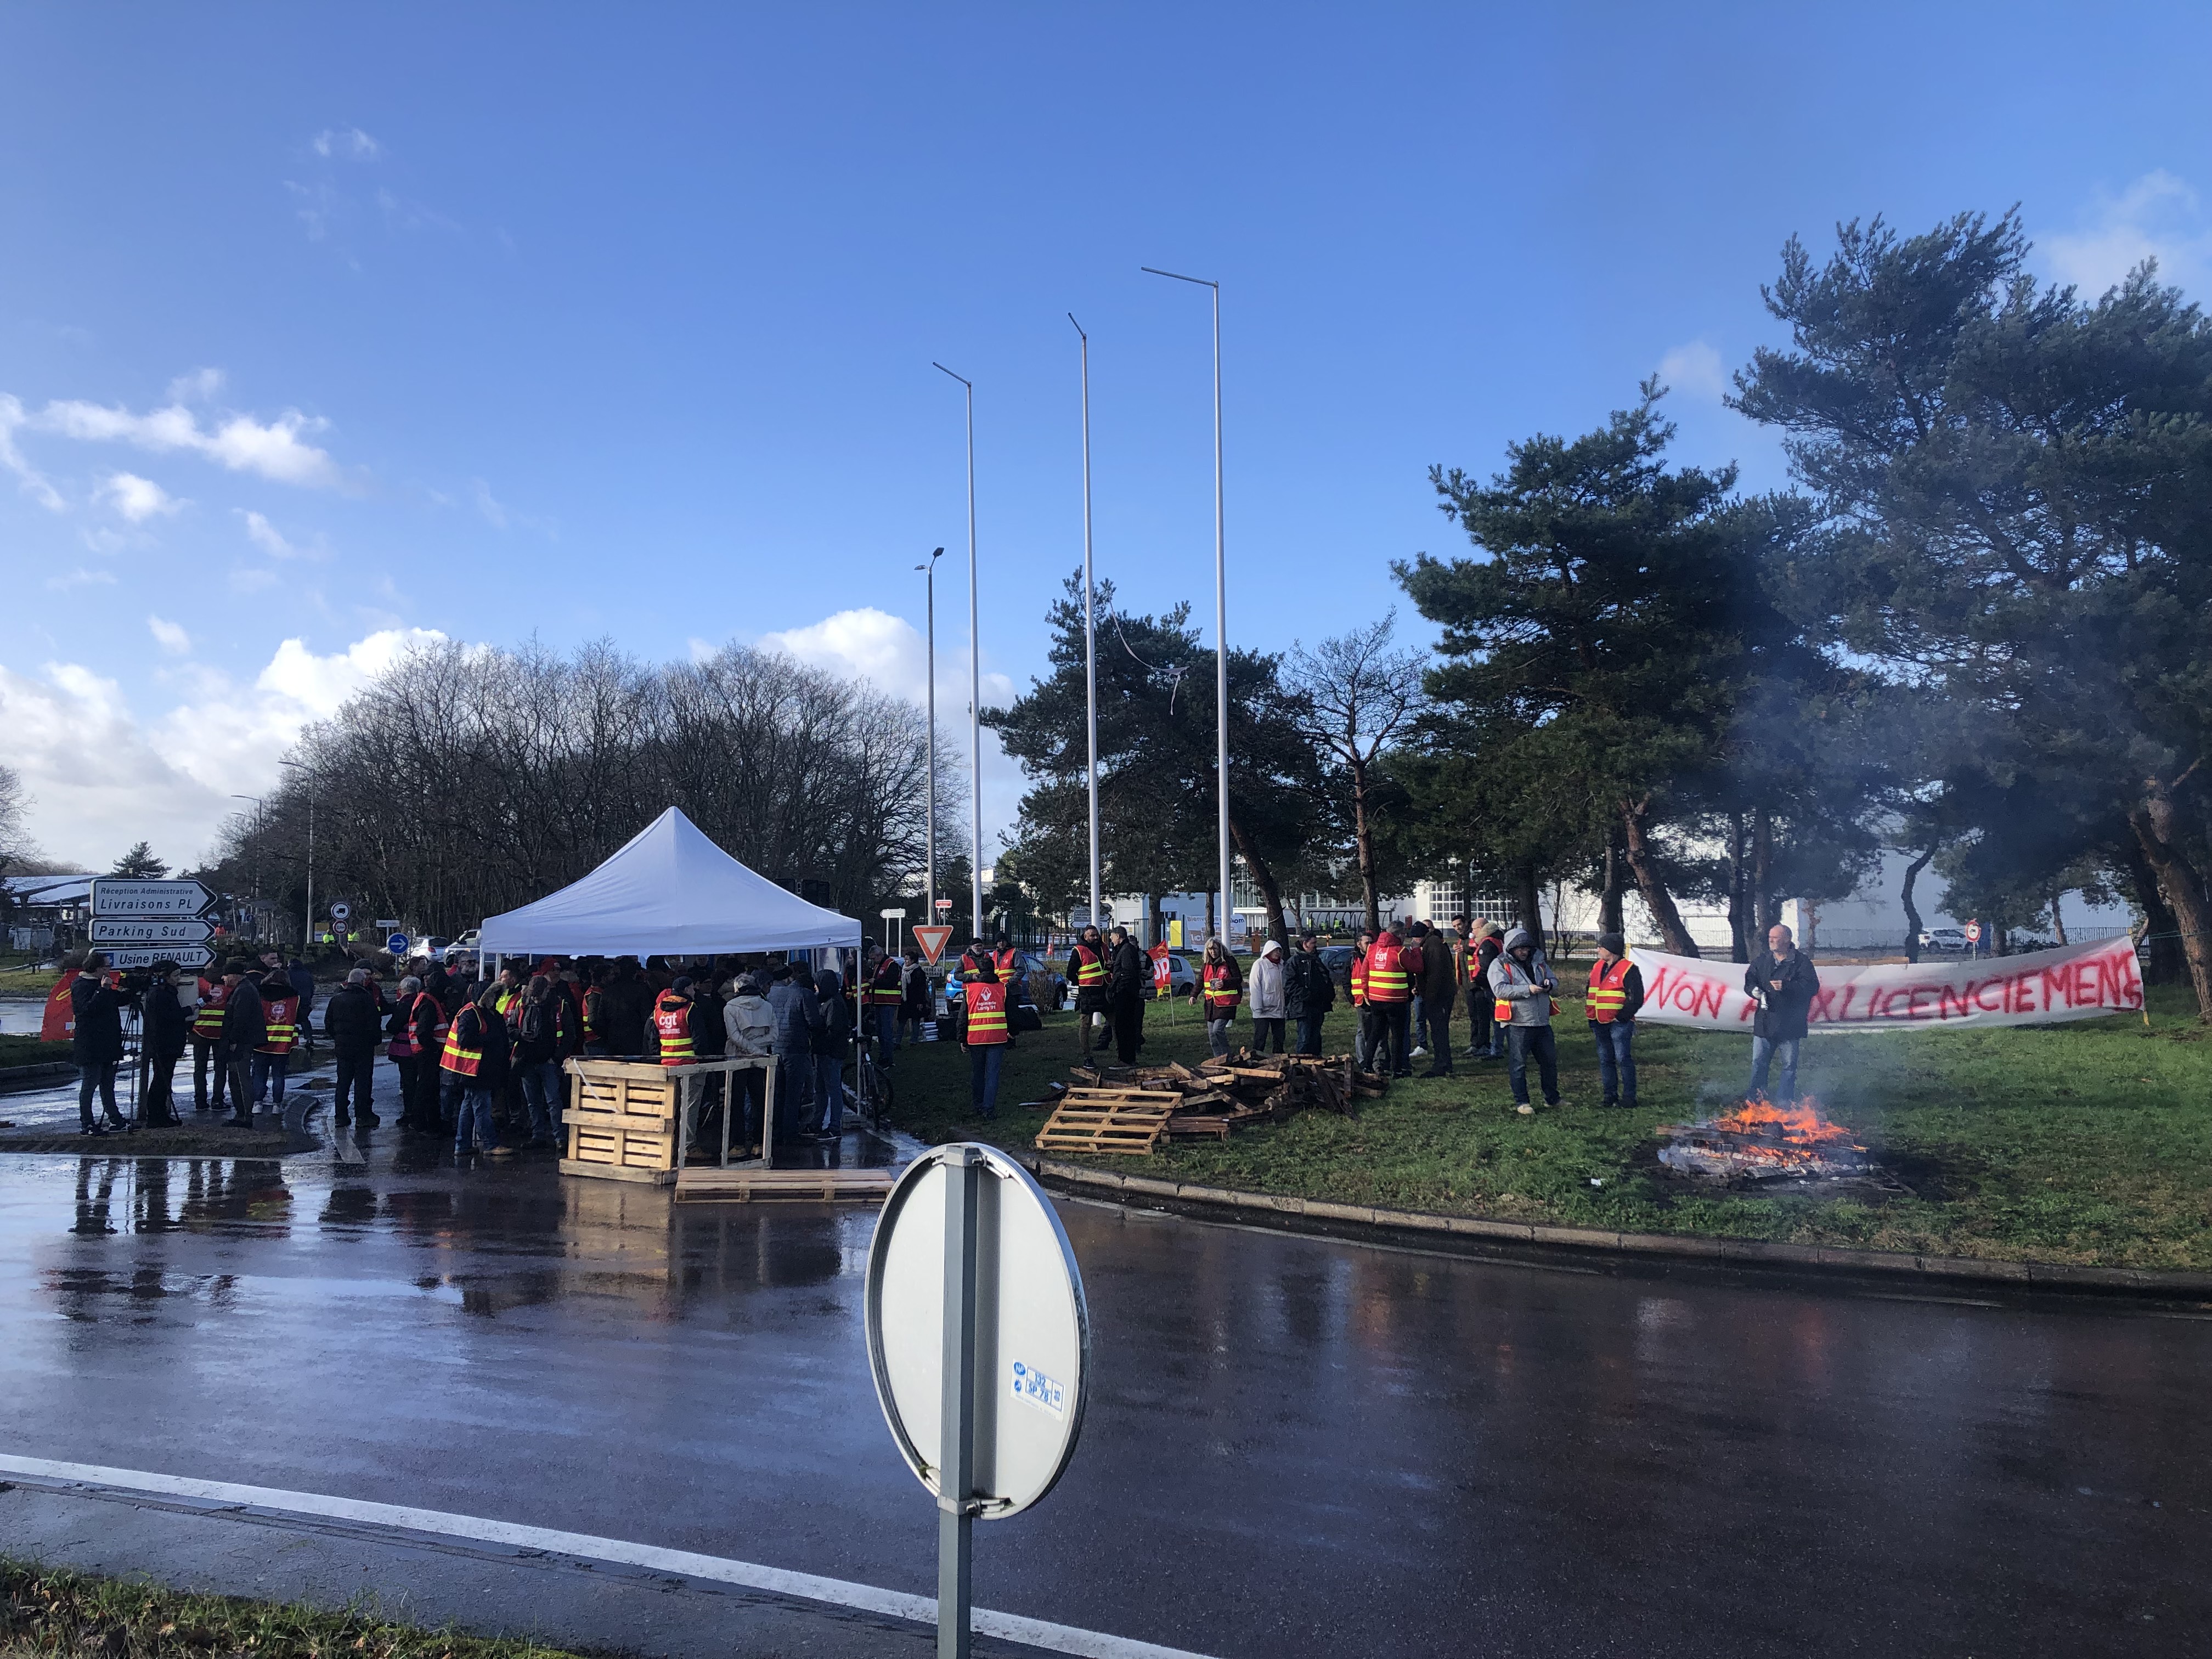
911, 925, 954, 966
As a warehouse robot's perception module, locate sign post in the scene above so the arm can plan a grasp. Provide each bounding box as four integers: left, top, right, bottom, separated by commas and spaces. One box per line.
866, 1145, 1088, 1658
881, 906, 909, 956
88, 881, 217, 971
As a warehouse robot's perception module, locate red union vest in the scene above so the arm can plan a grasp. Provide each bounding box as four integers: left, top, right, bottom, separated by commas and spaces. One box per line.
191, 979, 230, 1041
387, 990, 422, 1058
992, 947, 1020, 982
1071, 943, 1106, 988
1364, 937, 1411, 1003
440, 1008, 484, 1076
1587, 957, 1634, 1023
1350, 950, 1367, 1006
1201, 961, 1242, 1015
652, 993, 695, 1066
963, 977, 1008, 1045
258, 995, 301, 1057
868, 958, 904, 1006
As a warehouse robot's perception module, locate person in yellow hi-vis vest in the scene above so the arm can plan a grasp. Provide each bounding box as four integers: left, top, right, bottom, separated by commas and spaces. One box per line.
1584, 932, 1644, 1110
1491, 927, 1565, 1115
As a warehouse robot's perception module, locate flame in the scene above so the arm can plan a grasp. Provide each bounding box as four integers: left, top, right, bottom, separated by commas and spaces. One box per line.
1707, 1096, 1859, 1148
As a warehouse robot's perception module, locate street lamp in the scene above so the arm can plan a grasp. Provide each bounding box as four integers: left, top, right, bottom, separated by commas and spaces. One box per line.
230, 794, 263, 939
932, 362, 985, 944
1070, 314, 1102, 931
1141, 265, 1230, 944
916, 546, 946, 923
279, 759, 313, 952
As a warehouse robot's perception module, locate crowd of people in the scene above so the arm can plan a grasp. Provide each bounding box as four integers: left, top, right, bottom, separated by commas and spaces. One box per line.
1048, 915, 1820, 1113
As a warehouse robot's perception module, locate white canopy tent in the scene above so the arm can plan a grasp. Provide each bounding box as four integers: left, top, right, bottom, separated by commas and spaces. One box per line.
477, 806, 862, 959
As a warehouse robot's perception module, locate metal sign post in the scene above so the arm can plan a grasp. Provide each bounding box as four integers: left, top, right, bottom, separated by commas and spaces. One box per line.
882, 906, 909, 956
867, 1145, 1089, 1659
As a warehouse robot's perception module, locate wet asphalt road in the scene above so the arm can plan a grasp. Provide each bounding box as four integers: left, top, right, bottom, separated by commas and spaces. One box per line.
1, 1060, 2209, 1657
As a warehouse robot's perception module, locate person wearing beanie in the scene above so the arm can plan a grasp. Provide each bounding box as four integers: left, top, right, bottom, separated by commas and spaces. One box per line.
1584, 932, 1644, 1109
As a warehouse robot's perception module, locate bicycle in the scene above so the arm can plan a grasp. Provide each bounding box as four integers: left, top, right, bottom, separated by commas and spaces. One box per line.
848, 1033, 895, 1131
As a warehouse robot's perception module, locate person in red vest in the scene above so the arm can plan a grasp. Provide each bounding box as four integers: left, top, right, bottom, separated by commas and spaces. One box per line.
1350, 930, 1372, 1071
1361, 923, 1415, 1077
252, 967, 303, 1113
387, 974, 436, 1131
864, 943, 905, 1059
958, 943, 1008, 1119
442, 982, 512, 1157
189, 969, 231, 1113
1189, 939, 1243, 1058
1584, 932, 1644, 1109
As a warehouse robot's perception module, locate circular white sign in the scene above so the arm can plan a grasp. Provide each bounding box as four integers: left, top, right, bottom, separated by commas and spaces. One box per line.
1963, 920, 1983, 943
330, 901, 353, 922
865, 1145, 1088, 1519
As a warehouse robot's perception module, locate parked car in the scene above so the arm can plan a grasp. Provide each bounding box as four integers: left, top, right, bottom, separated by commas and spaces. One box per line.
1317, 945, 1356, 994
1919, 927, 1972, 953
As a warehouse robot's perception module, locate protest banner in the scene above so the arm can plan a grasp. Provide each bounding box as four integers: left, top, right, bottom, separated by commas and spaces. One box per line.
1632, 934, 2143, 1033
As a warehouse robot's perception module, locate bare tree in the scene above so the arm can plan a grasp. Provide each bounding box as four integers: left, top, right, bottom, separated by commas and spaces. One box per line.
1288, 611, 1430, 933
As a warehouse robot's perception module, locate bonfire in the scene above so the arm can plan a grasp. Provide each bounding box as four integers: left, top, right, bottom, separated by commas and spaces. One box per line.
1656, 1096, 1874, 1182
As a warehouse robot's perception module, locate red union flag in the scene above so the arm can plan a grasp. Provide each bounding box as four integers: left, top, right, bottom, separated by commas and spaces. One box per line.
1632, 934, 2144, 1032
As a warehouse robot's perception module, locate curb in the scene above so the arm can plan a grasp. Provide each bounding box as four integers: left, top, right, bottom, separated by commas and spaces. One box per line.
0, 1062, 74, 1093
1021, 1156, 2212, 1302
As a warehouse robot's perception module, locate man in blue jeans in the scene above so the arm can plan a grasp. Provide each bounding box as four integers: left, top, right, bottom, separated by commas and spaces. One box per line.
1745, 923, 1820, 1102
1491, 927, 1565, 1113
1583, 932, 1643, 1109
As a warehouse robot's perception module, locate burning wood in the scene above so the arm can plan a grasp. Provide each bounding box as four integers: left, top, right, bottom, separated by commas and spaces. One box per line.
1656, 1097, 1874, 1181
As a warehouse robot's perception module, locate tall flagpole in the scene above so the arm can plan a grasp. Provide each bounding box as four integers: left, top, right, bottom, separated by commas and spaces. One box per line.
1142, 266, 1230, 943
1070, 314, 1102, 930
933, 362, 985, 944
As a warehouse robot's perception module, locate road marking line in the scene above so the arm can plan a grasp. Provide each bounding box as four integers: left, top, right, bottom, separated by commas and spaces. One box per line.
0, 1454, 1212, 1659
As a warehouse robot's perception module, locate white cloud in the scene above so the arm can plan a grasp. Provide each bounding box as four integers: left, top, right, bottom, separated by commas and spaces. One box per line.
147, 616, 192, 654
238, 509, 328, 561
166, 367, 225, 404
472, 477, 509, 528
312, 127, 381, 161
27, 396, 346, 489
1658, 339, 1729, 402
0, 392, 65, 511
0, 626, 446, 867
99, 471, 185, 522
757, 607, 1023, 851
2043, 171, 2211, 299
43, 568, 116, 592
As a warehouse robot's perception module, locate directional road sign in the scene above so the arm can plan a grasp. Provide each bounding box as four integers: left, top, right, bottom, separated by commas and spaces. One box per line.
867, 1144, 1088, 1654
95, 945, 214, 972
912, 924, 953, 966
90, 917, 214, 945
90, 878, 215, 919
387, 932, 410, 956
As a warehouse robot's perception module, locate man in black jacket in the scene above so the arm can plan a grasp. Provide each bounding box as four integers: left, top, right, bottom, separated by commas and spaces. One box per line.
1105, 927, 1148, 1064
71, 954, 133, 1135
323, 967, 386, 1136
217, 960, 266, 1128
1744, 923, 1820, 1102
140, 960, 190, 1126
1286, 932, 1335, 1056
1584, 932, 1645, 1109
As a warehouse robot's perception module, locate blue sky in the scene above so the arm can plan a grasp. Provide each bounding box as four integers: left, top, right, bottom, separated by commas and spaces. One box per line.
3, 2, 2208, 868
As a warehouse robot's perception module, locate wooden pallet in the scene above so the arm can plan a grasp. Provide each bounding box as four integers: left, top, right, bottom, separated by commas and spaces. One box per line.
673, 1166, 895, 1203
1034, 1089, 1180, 1156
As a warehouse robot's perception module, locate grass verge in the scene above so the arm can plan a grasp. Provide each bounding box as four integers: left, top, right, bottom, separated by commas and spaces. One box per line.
0, 974, 61, 997
0, 1036, 70, 1069
0, 1558, 584, 1659
880, 977, 2212, 1270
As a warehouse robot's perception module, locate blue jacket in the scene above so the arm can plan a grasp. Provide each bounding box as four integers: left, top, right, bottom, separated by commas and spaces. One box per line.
766, 975, 823, 1054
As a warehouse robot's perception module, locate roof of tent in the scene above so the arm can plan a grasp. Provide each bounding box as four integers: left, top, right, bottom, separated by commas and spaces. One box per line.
477, 808, 861, 958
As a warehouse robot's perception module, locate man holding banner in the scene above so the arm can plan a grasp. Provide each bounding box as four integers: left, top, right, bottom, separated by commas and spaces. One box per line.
1745, 924, 1820, 1102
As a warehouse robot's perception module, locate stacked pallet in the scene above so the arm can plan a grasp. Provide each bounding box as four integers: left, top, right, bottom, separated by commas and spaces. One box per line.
1028, 1051, 1386, 1148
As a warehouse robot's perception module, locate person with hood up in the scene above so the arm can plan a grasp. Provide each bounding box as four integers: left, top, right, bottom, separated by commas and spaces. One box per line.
723, 972, 776, 1147
1105, 926, 1148, 1064
1246, 938, 1288, 1054
765, 961, 823, 1143
1584, 932, 1644, 1110
1491, 927, 1565, 1113
814, 966, 853, 1137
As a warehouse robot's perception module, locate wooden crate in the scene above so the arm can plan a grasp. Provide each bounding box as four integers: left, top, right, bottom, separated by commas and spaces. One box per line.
1034, 1089, 1180, 1156
560, 1059, 682, 1185
673, 1167, 895, 1204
